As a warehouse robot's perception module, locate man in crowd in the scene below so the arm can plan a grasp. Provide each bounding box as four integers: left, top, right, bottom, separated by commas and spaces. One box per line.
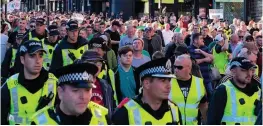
170, 54, 208, 125
59, 25, 67, 39
132, 38, 151, 68
86, 25, 94, 41
105, 20, 121, 55
188, 33, 214, 98
114, 46, 139, 103
79, 27, 88, 40
201, 26, 213, 47
94, 22, 111, 47
119, 25, 136, 48
143, 27, 162, 57
162, 23, 174, 46
8, 18, 28, 46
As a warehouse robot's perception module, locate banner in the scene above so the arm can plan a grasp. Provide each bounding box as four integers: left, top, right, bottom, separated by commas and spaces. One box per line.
209, 9, 224, 19
7, 0, 21, 12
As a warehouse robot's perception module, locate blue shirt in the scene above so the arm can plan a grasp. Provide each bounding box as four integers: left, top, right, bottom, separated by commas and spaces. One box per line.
118, 65, 136, 99
188, 45, 212, 84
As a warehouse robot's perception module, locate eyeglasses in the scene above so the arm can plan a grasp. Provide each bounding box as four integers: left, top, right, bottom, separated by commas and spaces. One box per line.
174, 65, 184, 70
30, 25, 35, 28
239, 36, 244, 39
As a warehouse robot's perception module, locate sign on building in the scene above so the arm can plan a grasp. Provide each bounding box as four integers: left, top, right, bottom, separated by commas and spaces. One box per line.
7, 0, 21, 12
209, 9, 224, 19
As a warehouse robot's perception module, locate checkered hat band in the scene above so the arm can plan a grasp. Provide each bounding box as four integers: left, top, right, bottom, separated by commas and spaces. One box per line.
139, 66, 170, 78
59, 73, 86, 84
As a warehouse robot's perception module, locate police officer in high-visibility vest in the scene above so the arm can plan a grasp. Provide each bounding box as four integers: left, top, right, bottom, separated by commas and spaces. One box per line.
1, 33, 24, 83
169, 54, 208, 125
49, 20, 89, 73
112, 58, 182, 125
1, 40, 57, 125
22, 18, 48, 43
212, 34, 232, 74
207, 57, 261, 125
42, 25, 60, 71
30, 63, 109, 125
13, 18, 48, 74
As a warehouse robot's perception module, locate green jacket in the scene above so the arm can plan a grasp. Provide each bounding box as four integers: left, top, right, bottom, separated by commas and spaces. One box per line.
106, 49, 117, 70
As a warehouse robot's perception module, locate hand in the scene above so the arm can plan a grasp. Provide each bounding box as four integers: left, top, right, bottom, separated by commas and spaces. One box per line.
195, 49, 202, 54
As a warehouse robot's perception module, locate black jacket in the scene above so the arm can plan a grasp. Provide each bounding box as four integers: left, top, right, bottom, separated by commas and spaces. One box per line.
49, 36, 89, 74
97, 78, 115, 119
113, 66, 140, 104
1, 44, 19, 82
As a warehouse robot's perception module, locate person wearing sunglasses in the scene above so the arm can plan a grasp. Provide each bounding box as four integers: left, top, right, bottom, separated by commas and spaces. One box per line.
169, 54, 208, 125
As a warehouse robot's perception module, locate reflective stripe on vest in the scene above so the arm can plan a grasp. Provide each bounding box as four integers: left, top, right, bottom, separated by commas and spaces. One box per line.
169, 76, 205, 125
126, 100, 142, 125
42, 40, 53, 70
10, 48, 17, 67
37, 113, 48, 124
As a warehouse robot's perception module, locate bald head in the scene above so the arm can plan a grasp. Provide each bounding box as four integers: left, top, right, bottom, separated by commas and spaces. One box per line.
174, 54, 192, 80
230, 34, 239, 44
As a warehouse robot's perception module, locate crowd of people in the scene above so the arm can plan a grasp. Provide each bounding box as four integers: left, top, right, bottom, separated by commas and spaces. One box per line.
1, 10, 262, 125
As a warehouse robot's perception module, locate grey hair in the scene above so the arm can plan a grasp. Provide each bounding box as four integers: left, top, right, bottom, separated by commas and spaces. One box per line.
176, 54, 191, 61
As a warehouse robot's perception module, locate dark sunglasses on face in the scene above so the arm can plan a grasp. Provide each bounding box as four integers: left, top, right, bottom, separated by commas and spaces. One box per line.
174, 65, 183, 70
30, 25, 35, 28
239, 36, 243, 39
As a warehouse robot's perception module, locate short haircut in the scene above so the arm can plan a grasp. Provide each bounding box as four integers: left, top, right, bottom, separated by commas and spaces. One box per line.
79, 27, 87, 33
256, 35, 262, 39
118, 46, 133, 56
201, 26, 208, 31
152, 51, 164, 60
245, 35, 254, 42
86, 25, 93, 29
192, 33, 201, 42
99, 22, 105, 26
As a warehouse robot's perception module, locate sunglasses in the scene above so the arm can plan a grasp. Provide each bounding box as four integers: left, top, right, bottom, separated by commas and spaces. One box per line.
30, 25, 35, 28
239, 36, 244, 39
174, 65, 184, 70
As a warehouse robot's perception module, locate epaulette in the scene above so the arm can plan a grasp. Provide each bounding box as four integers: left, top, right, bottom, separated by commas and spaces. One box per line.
117, 98, 130, 108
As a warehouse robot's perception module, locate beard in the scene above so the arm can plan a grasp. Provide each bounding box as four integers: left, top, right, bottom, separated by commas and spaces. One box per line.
236, 76, 252, 85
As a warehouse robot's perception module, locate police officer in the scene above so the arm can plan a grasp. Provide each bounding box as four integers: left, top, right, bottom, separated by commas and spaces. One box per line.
207, 57, 261, 125
112, 58, 182, 125
49, 20, 89, 73
22, 18, 48, 42
1, 40, 57, 125
1, 33, 24, 82
30, 63, 109, 125
169, 54, 208, 125
42, 25, 60, 71
13, 18, 48, 74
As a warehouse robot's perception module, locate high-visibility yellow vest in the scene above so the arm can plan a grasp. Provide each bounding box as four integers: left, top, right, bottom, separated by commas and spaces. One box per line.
6, 73, 57, 125
10, 48, 17, 68
224, 28, 232, 40
61, 44, 89, 66
41, 40, 56, 71
28, 32, 45, 41
212, 46, 229, 74
98, 69, 118, 105
124, 99, 181, 125
221, 81, 261, 125
169, 76, 206, 125
255, 64, 259, 76
30, 101, 108, 125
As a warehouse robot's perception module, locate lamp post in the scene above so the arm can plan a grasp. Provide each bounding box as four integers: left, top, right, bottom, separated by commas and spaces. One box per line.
47, 0, 50, 26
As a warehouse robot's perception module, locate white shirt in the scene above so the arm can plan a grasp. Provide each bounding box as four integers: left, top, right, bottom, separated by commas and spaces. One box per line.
1, 34, 8, 63
162, 29, 174, 45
